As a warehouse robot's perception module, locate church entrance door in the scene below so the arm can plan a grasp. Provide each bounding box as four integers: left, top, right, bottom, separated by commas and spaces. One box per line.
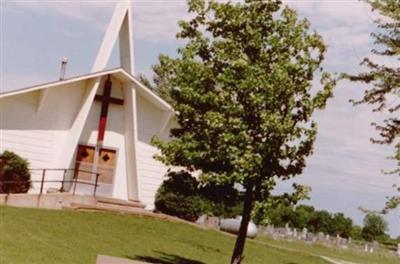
74, 144, 117, 195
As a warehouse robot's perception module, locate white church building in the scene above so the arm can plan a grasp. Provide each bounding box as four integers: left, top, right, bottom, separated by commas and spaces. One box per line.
0, 3, 174, 209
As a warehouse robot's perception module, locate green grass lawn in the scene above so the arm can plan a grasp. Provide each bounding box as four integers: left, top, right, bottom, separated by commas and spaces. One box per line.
256, 235, 399, 264
0, 206, 326, 264
1, 206, 398, 264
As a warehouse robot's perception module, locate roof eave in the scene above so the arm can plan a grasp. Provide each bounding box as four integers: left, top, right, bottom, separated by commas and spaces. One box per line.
0, 68, 122, 99
0, 68, 173, 114
116, 70, 173, 113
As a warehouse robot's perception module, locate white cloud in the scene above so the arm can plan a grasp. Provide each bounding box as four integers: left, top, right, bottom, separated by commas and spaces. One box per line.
134, 1, 190, 42
284, 0, 377, 26
307, 106, 397, 192
3, 0, 190, 42
283, 0, 377, 72
3, 0, 115, 30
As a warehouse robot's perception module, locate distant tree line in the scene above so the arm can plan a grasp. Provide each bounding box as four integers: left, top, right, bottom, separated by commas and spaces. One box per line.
254, 203, 399, 244
254, 204, 355, 238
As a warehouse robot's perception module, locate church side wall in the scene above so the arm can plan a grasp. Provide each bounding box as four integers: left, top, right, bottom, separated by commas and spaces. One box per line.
136, 93, 171, 209
0, 81, 88, 192
0, 92, 54, 169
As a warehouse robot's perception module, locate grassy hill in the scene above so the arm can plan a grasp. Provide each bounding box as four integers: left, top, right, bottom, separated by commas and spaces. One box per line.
0, 206, 398, 264
256, 236, 398, 264
0, 206, 324, 264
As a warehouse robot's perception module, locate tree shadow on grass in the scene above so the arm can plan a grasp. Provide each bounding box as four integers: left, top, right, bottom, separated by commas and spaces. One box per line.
130, 251, 205, 264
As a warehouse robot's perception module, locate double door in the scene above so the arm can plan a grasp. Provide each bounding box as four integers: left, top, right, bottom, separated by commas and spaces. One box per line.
74, 144, 117, 186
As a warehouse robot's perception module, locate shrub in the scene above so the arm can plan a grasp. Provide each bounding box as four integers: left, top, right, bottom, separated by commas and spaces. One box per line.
155, 171, 241, 221
0, 150, 31, 193
350, 225, 363, 241
199, 180, 242, 218
155, 171, 210, 221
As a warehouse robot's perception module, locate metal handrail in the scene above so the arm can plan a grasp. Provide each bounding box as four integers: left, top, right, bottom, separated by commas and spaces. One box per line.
0, 168, 101, 197
30, 168, 99, 175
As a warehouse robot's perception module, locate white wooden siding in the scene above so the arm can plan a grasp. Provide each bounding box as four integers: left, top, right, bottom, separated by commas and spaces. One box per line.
0, 81, 88, 192
1, 75, 173, 207
136, 93, 171, 209
136, 141, 167, 209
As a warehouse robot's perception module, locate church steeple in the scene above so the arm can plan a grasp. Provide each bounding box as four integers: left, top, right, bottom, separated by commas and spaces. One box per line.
92, 2, 134, 75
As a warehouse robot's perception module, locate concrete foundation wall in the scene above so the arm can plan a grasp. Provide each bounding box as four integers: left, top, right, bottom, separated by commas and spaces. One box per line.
0, 193, 96, 210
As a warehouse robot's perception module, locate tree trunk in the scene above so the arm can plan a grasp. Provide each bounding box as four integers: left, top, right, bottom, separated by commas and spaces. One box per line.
230, 184, 254, 264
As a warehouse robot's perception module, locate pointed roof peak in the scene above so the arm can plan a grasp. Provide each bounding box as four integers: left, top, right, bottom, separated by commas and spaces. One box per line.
92, 2, 134, 75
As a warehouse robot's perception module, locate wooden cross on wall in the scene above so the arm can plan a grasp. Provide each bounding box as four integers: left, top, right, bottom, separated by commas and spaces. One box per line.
92, 75, 124, 174
94, 75, 124, 146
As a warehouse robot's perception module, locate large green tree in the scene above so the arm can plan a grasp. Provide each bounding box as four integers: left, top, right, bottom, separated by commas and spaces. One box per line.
346, 0, 399, 211
361, 213, 389, 241
152, 0, 335, 262
331, 212, 353, 238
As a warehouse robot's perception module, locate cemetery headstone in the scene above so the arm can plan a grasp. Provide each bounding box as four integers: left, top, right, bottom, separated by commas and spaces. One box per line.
369, 246, 374, 253
364, 243, 369, 252
96, 255, 140, 264
284, 223, 291, 236
196, 214, 207, 225
371, 241, 379, 253
206, 216, 220, 228
301, 227, 307, 240
293, 228, 298, 239
317, 232, 325, 242
335, 234, 340, 246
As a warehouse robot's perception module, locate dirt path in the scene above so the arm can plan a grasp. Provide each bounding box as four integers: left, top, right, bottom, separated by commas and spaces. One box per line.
253, 239, 359, 264
320, 256, 358, 264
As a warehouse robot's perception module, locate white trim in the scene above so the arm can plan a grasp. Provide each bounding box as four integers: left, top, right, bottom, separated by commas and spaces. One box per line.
130, 75, 173, 112
56, 77, 102, 169
160, 111, 173, 134
36, 89, 49, 113
1, 68, 173, 114
91, 2, 132, 73
0, 68, 122, 99
119, 4, 134, 75
123, 83, 140, 201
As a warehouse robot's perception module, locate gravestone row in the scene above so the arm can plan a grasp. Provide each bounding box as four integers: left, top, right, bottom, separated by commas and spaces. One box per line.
196, 217, 400, 258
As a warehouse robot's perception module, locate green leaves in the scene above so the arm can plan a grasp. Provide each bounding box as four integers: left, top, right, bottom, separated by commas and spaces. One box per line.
361, 213, 389, 242
0, 150, 31, 193
345, 0, 399, 211
152, 0, 334, 200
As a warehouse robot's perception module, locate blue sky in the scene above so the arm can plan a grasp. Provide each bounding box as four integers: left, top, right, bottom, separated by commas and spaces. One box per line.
1, 0, 399, 236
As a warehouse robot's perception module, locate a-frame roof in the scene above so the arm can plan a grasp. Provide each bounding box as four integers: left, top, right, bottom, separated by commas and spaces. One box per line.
1, 3, 173, 112
0, 68, 173, 113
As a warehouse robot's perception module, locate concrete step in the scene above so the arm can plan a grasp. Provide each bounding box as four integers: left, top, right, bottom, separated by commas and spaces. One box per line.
95, 196, 146, 209
97, 255, 148, 264
69, 202, 148, 215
